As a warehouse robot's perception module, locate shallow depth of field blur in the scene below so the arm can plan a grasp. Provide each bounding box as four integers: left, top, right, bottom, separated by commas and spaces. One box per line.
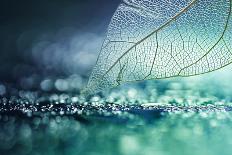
1, 0, 232, 155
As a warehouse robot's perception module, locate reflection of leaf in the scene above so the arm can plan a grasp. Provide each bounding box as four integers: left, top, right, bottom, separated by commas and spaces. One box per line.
84, 0, 232, 94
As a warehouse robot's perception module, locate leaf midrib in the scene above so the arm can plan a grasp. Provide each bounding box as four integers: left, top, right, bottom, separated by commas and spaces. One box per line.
100, 0, 198, 80
178, 0, 232, 75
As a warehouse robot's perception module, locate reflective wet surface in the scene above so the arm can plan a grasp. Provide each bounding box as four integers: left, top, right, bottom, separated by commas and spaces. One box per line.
1, 91, 232, 155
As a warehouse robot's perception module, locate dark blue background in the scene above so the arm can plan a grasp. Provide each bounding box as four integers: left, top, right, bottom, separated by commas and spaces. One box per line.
0, 0, 120, 83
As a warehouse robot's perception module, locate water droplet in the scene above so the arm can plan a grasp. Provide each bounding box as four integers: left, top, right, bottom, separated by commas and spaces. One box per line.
40, 79, 53, 91
55, 79, 69, 91
0, 84, 6, 96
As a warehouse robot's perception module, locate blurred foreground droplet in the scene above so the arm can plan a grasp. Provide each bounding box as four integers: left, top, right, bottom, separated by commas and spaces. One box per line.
0, 84, 6, 96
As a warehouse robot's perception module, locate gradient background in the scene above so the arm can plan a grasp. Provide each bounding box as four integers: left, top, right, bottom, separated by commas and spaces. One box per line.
1, 0, 232, 95
0, 0, 120, 89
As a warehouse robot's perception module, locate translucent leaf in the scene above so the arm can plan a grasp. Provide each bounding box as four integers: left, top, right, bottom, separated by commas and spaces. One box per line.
84, 0, 232, 95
